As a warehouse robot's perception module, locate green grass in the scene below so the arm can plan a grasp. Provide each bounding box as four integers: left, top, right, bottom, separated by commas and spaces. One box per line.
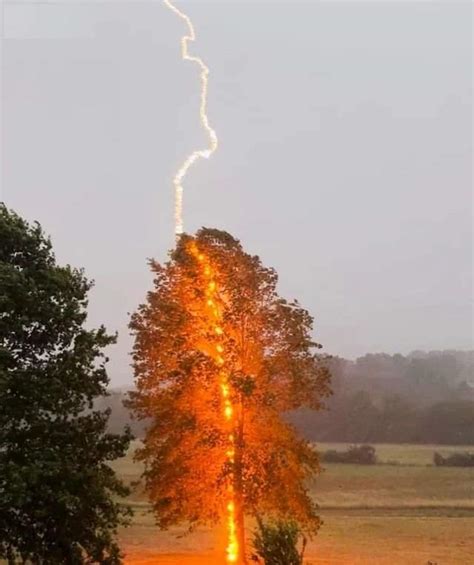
310, 513, 474, 565
114, 441, 474, 510
312, 463, 474, 509
316, 441, 474, 466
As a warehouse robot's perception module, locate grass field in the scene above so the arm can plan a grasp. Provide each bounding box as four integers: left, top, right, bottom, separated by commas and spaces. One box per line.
113, 442, 474, 564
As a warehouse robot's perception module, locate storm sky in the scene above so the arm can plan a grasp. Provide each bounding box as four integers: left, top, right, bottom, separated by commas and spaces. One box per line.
2, 1, 472, 385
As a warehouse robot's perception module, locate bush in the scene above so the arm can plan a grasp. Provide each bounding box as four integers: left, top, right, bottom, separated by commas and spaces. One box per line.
433, 451, 474, 467
251, 519, 307, 565
322, 444, 377, 465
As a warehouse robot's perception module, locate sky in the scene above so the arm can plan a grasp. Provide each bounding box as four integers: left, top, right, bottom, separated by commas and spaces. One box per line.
2, 0, 472, 386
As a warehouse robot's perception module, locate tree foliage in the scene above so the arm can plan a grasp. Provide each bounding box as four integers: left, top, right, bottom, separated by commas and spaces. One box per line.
252, 518, 306, 565
322, 445, 377, 465
433, 451, 474, 467
0, 205, 132, 564
129, 228, 331, 553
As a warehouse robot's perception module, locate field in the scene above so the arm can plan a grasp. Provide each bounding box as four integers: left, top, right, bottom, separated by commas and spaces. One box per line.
113, 442, 474, 565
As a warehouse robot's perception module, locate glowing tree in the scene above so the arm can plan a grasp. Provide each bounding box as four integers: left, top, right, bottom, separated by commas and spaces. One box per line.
129, 228, 331, 564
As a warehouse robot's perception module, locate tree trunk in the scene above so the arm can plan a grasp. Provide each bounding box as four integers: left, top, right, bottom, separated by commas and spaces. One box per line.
235, 496, 247, 565
233, 399, 248, 564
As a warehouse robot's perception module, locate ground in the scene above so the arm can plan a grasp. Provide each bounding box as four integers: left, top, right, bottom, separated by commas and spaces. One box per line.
114, 442, 474, 565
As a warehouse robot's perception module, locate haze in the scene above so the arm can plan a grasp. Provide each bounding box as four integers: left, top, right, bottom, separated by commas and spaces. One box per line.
2, 0, 472, 385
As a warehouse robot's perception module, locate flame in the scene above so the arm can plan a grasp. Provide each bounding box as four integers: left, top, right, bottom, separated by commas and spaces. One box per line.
188, 242, 240, 563
163, 0, 218, 236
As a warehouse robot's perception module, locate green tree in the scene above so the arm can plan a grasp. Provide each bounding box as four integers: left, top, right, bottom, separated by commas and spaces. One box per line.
421, 401, 474, 445
377, 395, 416, 443
129, 228, 331, 563
0, 205, 132, 564
252, 518, 307, 565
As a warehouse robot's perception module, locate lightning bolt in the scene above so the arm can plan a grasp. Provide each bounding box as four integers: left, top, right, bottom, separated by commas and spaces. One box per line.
163, 0, 218, 236
189, 243, 239, 564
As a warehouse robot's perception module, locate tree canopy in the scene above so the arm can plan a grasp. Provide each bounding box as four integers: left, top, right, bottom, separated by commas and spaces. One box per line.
129, 228, 331, 562
0, 205, 132, 564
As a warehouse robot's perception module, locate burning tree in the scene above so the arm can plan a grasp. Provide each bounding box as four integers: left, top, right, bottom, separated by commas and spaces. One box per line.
129, 229, 331, 564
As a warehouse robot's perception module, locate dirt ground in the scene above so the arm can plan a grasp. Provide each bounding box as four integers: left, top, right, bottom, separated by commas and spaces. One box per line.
117, 444, 474, 565
121, 510, 474, 565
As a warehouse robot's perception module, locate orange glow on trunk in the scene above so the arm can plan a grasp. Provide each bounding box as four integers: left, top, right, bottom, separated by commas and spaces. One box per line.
189, 242, 240, 564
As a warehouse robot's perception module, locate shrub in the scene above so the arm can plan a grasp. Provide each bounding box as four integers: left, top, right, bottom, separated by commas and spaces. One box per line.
322, 444, 377, 465
433, 451, 474, 467
251, 518, 307, 565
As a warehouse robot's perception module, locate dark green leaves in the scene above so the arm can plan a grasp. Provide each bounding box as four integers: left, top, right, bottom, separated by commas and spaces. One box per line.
0, 205, 132, 564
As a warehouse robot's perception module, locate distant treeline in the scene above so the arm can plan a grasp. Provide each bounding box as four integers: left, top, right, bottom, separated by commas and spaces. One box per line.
101, 350, 474, 445
322, 445, 377, 465
291, 350, 474, 445
433, 451, 474, 467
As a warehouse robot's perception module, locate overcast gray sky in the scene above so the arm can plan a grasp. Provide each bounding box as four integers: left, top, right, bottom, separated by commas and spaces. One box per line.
2, 0, 472, 386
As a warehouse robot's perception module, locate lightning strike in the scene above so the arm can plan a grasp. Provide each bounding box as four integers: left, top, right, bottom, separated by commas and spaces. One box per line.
188, 242, 240, 564
163, 0, 218, 236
